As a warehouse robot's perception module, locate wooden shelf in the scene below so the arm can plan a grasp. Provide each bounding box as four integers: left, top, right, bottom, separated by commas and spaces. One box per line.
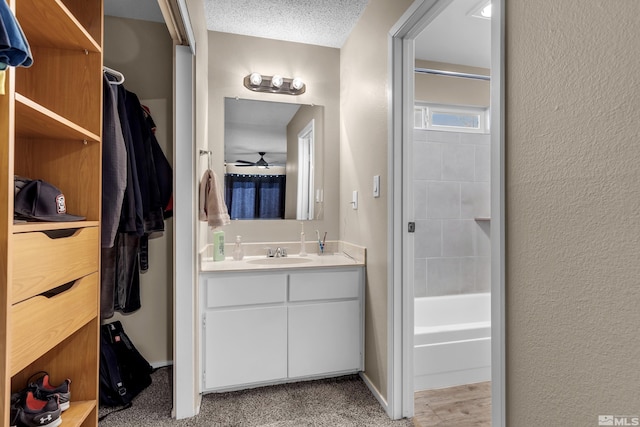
16, 0, 101, 53
15, 94, 100, 142
12, 220, 99, 234
62, 400, 97, 427
3, 1, 103, 425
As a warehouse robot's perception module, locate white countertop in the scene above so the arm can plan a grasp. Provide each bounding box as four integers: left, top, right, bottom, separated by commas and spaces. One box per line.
200, 240, 366, 272
201, 252, 364, 272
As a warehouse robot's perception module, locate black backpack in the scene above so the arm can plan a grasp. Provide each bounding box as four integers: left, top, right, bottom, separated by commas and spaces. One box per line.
99, 321, 153, 408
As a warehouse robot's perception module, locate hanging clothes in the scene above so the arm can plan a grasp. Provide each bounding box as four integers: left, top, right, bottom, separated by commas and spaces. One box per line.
101, 73, 127, 248
100, 73, 173, 319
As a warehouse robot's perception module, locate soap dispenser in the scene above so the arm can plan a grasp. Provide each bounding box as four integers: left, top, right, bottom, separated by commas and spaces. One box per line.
233, 235, 245, 261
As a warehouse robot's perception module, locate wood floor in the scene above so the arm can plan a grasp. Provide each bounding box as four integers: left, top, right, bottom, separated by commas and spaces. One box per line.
412, 382, 491, 427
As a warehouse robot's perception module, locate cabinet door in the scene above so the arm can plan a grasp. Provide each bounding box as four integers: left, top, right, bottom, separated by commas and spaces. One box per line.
204, 306, 287, 389
288, 300, 362, 378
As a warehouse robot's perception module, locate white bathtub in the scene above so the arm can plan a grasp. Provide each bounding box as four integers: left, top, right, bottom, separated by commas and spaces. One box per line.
414, 293, 491, 391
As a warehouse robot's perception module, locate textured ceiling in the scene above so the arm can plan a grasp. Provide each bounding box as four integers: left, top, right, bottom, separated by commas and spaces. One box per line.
103, 0, 490, 68
204, 0, 369, 48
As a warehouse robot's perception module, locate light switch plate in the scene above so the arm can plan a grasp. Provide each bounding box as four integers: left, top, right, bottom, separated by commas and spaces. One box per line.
373, 175, 380, 198
352, 190, 358, 210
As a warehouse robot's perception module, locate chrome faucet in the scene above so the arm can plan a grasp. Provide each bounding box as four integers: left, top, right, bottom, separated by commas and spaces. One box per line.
267, 247, 287, 258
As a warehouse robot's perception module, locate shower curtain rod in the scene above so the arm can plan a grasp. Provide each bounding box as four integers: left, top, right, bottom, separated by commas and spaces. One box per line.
415, 67, 490, 81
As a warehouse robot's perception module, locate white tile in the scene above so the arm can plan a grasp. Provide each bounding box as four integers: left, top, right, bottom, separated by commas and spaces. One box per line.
460, 132, 490, 145
475, 221, 491, 256
460, 258, 476, 293
475, 256, 491, 292
427, 182, 460, 219
413, 180, 428, 219
413, 142, 441, 180
461, 182, 490, 218
427, 258, 461, 296
442, 144, 475, 182
426, 130, 460, 143
413, 129, 429, 142
442, 220, 475, 257
475, 144, 490, 182
414, 220, 441, 258
414, 258, 427, 298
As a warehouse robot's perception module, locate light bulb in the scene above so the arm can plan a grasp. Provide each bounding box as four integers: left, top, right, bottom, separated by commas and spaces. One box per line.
271, 75, 284, 88
291, 77, 304, 91
249, 72, 262, 86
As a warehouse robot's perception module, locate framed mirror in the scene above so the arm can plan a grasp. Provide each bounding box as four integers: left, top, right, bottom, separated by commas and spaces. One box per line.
224, 97, 324, 220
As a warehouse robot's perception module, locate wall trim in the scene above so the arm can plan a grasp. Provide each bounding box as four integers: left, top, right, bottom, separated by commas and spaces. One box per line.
359, 372, 388, 412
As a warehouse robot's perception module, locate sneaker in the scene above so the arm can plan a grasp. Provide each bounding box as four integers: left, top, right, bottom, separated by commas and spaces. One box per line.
10, 391, 61, 427
28, 373, 71, 412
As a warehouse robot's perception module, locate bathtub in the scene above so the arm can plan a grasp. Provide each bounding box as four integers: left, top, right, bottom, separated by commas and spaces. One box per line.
414, 293, 491, 391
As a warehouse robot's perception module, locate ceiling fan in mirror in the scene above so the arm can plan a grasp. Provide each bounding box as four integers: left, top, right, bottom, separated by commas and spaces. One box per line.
235, 152, 270, 168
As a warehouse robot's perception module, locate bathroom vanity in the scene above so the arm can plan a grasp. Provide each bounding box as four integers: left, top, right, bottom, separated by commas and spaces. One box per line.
199, 245, 365, 392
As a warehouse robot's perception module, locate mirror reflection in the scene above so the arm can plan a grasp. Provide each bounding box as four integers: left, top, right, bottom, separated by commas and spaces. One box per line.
224, 98, 323, 220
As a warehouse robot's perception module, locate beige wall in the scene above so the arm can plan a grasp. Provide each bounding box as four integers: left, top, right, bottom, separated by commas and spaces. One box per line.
104, 16, 174, 366
285, 105, 324, 219
205, 32, 340, 246
506, 1, 640, 425
340, 0, 414, 401
415, 60, 489, 107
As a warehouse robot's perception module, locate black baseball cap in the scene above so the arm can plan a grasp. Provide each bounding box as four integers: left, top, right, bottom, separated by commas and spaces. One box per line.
14, 179, 85, 222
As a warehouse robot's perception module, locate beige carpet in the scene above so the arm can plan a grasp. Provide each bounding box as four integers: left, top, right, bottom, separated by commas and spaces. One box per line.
98, 367, 413, 426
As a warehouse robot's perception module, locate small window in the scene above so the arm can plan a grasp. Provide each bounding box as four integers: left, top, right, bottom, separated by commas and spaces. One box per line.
414, 104, 488, 133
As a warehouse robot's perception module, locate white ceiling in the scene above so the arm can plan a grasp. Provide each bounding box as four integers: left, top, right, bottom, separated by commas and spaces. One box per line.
415, 0, 491, 69
104, 0, 490, 67
104, 0, 165, 23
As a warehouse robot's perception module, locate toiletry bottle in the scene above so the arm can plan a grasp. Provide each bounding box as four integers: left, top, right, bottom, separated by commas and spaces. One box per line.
213, 230, 225, 261
233, 235, 245, 261
299, 222, 307, 256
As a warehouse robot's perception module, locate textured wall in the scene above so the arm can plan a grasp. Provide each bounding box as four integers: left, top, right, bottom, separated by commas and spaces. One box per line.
340, 0, 414, 401
506, 1, 640, 425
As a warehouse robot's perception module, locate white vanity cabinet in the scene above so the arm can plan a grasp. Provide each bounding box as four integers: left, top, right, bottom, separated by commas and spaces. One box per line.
200, 267, 364, 392
288, 270, 362, 377
203, 274, 288, 389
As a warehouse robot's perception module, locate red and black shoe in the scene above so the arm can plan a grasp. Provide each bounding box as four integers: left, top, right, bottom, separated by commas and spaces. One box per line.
28, 372, 71, 412
10, 391, 61, 427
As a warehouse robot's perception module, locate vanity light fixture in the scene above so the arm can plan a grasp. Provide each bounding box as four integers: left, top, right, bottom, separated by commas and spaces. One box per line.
243, 73, 306, 95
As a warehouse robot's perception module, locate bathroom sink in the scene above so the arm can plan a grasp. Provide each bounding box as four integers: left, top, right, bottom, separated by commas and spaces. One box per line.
246, 257, 313, 266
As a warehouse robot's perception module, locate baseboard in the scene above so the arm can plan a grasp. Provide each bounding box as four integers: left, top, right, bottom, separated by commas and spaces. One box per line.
359, 372, 388, 414
150, 360, 173, 369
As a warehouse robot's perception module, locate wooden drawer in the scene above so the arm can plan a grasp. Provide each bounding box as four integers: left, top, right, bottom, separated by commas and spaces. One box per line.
289, 269, 361, 302
12, 227, 99, 304
206, 274, 287, 308
10, 272, 98, 376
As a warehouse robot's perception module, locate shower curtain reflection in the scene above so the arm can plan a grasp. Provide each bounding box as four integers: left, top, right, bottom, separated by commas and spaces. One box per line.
225, 174, 286, 219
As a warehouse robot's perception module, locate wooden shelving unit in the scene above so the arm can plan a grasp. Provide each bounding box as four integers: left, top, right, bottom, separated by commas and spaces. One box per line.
1, 0, 103, 426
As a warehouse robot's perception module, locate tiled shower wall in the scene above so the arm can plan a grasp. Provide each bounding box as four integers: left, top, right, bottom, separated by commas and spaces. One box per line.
413, 129, 491, 297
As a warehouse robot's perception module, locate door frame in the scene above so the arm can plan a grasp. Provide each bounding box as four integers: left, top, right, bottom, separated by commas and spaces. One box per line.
387, 0, 505, 424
